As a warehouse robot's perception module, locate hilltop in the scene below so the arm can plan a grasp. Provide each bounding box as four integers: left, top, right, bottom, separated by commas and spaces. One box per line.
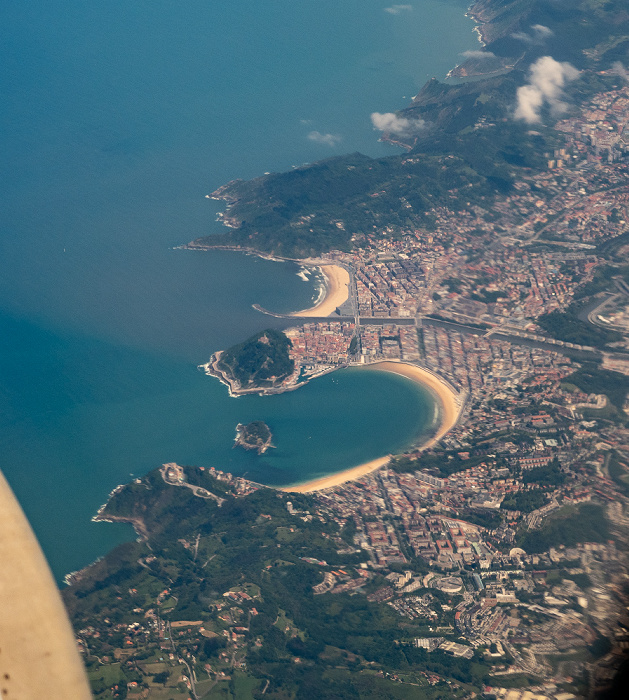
206, 329, 295, 396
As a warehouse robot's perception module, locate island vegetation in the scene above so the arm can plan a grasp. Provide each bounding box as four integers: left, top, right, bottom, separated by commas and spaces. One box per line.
213, 329, 294, 394
235, 421, 274, 455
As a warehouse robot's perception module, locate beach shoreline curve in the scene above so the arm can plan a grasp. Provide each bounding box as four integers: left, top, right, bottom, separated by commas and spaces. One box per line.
289, 264, 350, 317
182, 242, 351, 319
281, 360, 463, 493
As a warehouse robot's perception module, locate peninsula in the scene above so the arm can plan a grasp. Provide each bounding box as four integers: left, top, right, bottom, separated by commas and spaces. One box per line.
201, 328, 296, 396
66, 1, 629, 696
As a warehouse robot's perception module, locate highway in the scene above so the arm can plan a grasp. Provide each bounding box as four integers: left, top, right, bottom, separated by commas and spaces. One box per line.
420, 315, 601, 359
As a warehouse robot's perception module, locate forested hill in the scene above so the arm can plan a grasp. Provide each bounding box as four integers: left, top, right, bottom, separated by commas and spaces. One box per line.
467, 0, 629, 67
218, 329, 294, 389
64, 468, 494, 698
197, 146, 518, 257
190, 0, 629, 259
400, 0, 629, 133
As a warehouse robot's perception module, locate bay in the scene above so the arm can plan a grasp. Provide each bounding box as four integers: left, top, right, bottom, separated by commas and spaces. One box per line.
0, 0, 477, 580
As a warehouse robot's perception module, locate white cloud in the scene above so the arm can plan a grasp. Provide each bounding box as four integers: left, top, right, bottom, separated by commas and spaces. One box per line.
512, 24, 554, 44
612, 61, 629, 82
384, 4, 412, 15
514, 84, 545, 123
514, 56, 579, 123
532, 24, 554, 40
370, 111, 426, 137
307, 130, 342, 147
462, 50, 496, 59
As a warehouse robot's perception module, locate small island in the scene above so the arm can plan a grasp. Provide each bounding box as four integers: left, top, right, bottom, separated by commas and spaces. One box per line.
234, 421, 274, 455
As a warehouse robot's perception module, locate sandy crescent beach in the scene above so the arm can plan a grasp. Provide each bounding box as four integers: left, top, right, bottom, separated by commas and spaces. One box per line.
282, 361, 461, 493
290, 264, 350, 317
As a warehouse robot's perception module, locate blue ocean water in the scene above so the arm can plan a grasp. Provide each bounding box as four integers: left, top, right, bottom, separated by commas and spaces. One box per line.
0, 0, 477, 580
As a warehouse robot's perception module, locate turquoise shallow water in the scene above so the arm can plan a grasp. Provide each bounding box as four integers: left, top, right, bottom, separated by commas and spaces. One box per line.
0, 0, 477, 580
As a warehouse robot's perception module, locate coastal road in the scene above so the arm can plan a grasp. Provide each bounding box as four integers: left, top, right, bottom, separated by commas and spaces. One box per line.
160, 464, 226, 505
167, 621, 199, 700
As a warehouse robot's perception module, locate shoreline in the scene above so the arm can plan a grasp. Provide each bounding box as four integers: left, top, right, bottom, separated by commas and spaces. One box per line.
183, 242, 351, 319
200, 351, 308, 398
282, 360, 462, 493
289, 263, 350, 317
280, 456, 392, 494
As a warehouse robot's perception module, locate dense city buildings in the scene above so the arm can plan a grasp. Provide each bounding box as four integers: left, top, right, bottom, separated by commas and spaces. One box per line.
65, 65, 629, 700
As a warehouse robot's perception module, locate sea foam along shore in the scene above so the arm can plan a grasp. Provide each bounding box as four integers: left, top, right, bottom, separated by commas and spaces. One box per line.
183, 243, 350, 319
289, 264, 350, 317
282, 360, 463, 493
